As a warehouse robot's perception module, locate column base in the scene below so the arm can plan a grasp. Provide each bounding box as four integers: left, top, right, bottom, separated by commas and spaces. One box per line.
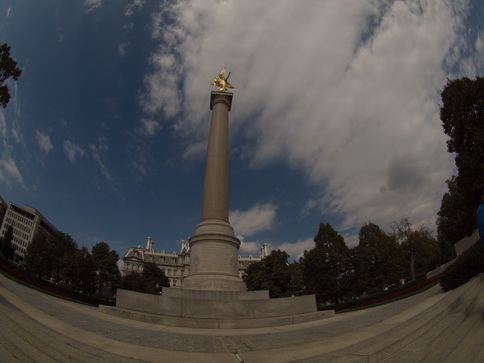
185, 218, 245, 291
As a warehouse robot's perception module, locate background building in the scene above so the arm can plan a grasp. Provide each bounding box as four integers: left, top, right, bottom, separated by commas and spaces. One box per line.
123, 237, 266, 287
0, 200, 58, 262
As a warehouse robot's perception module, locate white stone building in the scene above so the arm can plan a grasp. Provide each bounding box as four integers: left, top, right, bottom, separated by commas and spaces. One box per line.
0, 201, 58, 261
122, 237, 267, 287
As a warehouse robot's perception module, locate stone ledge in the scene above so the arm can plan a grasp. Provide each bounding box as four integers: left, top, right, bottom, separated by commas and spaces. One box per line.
99, 305, 334, 329
115, 288, 319, 320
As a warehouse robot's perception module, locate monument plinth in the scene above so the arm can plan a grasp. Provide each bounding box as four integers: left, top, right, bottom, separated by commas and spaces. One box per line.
182, 91, 246, 291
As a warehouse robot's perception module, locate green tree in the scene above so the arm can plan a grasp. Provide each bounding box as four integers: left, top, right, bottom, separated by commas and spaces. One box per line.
120, 262, 169, 294
119, 272, 146, 293
392, 219, 440, 281
68, 246, 96, 294
438, 77, 484, 244
352, 223, 406, 296
91, 242, 120, 294
288, 260, 306, 296
302, 223, 351, 304
141, 262, 170, 293
0, 43, 22, 108
243, 250, 293, 298
25, 231, 53, 280
0, 224, 15, 260
49, 232, 78, 278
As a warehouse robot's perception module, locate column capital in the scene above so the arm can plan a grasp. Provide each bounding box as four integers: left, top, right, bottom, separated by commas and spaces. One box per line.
210, 91, 233, 111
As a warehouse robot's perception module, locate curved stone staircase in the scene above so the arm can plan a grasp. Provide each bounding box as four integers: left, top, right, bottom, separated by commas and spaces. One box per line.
1, 271, 483, 362
296, 274, 484, 362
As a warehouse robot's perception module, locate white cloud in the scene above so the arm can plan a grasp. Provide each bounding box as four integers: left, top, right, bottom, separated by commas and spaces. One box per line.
63, 140, 85, 164
117, 42, 131, 57
230, 203, 276, 236
88, 136, 113, 181
274, 238, 315, 261
35, 130, 53, 154
301, 199, 317, 219
0, 156, 23, 187
124, 0, 144, 17
84, 0, 105, 13
238, 237, 263, 256
142, 0, 477, 239
239, 236, 315, 261
139, 118, 161, 137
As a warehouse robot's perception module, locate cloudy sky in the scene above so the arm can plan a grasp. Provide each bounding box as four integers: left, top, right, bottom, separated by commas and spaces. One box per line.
1, 0, 483, 260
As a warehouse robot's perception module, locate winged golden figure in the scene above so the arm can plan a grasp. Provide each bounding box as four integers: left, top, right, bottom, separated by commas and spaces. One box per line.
210, 68, 234, 91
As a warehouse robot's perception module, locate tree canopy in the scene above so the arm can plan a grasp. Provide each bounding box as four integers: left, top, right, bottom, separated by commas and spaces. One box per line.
0, 224, 15, 260
49, 231, 78, 278
23, 231, 119, 295
25, 231, 53, 280
438, 77, 484, 245
120, 262, 169, 294
0, 43, 22, 108
303, 223, 351, 304
91, 242, 120, 294
393, 218, 440, 281
352, 222, 407, 296
243, 249, 294, 298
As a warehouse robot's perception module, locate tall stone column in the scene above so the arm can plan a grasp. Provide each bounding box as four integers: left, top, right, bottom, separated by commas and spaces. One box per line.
182, 91, 246, 291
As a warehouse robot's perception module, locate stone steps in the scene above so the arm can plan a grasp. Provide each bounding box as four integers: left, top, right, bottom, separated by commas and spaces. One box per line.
427, 280, 484, 362
342, 274, 484, 362
380, 278, 482, 362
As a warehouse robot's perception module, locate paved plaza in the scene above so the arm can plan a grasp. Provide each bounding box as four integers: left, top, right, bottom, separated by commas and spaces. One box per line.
1, 273, 483, 362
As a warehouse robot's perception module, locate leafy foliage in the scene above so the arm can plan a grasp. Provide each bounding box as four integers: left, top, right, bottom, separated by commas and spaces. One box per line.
120, 262, 169, 294
242, 220, 442, 305
91, 242, 120, 294
0, 224, 15, 260
244, 249, 294, 298
351, 223, 407, 296
440, 242, 484, 291
0, 43, 22, 108
303, 223, 351, 304
68, 246, 96, 294
392, 219, 440, 281
23, 231, 119, 295
25, 231, 53, 280
49, 232, 78, 278
438, 77, 484, 245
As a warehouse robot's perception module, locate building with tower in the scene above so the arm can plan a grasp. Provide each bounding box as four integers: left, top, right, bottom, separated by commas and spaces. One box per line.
122, 237, 265, 287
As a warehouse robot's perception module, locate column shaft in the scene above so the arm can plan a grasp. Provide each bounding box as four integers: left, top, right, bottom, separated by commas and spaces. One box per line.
200, 99, 230, 221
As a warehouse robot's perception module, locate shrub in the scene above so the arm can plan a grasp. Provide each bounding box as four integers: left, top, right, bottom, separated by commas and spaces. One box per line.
440, 242, 484, 291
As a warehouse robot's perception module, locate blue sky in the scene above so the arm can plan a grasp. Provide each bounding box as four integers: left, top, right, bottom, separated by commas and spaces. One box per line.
1, 0, 483, 260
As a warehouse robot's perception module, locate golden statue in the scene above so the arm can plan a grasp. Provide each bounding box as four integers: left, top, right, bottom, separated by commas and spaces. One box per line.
210, 68, 234, 91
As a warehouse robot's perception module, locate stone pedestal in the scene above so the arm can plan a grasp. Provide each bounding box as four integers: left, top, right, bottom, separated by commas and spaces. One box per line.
106, 288, 331, 329
182, 91, 246, 292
